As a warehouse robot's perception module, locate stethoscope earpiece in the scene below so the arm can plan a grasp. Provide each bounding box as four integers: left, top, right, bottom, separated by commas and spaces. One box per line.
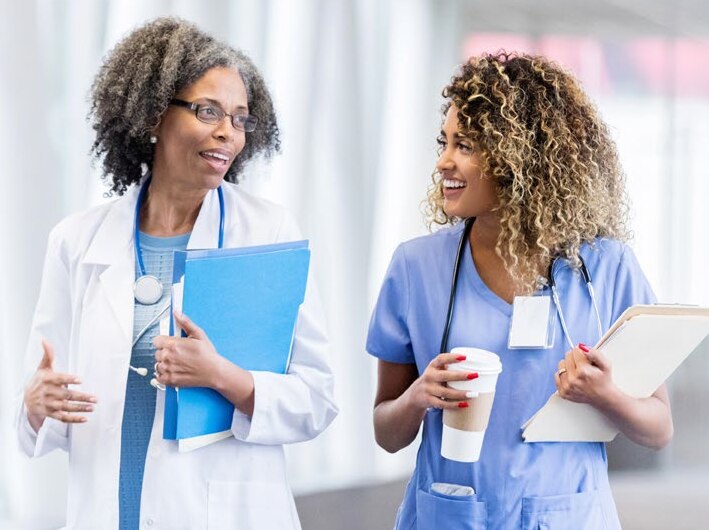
150, 378, 166, 391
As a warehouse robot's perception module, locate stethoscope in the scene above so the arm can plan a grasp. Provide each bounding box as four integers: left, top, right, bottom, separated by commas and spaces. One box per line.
128, 175, 226, 389
440, 217, 603, 353
133, 175, 225, 305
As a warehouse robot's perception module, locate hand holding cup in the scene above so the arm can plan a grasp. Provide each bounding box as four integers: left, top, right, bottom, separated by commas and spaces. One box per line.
408, 353, 479, 413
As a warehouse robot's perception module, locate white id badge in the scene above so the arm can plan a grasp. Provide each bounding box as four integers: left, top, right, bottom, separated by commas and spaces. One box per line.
508, 295, 556, 349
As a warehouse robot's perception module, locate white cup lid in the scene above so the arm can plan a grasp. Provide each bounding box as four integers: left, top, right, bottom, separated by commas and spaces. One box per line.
449, 347, 502, 375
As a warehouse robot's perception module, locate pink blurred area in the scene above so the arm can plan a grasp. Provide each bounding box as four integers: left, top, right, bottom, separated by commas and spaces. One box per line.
463, 33, 709, 97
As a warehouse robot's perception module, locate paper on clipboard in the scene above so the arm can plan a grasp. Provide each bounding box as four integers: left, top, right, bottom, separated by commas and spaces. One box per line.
522, 304, 709, 442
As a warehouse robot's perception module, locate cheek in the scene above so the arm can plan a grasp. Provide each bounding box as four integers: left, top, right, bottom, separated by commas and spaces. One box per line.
235, 134, 247, 155
161, 128, 199, 158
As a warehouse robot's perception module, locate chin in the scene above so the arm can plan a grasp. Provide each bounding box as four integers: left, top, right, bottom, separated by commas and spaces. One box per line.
443, 202, 471, 219
202, 172, 227, 189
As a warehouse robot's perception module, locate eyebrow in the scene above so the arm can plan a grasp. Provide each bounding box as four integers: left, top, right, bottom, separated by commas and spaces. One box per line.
439, 130, 469, 141
197, 97, 248, 112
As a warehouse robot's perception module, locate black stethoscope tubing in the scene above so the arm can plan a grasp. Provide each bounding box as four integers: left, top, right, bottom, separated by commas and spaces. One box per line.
439, 218, 600, 353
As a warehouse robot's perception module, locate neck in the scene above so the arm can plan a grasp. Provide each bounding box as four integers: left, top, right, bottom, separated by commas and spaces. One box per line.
469, 213, 501, 252
140, 172, 209, 237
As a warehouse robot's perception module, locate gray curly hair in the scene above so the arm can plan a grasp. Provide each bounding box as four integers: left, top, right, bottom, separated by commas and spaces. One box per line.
89, 16, 280, 195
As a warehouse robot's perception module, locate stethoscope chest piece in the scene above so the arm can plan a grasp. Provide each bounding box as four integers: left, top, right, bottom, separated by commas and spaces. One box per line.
134, 274, 163, 305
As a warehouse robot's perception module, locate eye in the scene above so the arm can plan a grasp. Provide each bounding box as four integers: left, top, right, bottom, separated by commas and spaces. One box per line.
457, 142, 474, 153
197, 105, 221, 120
436, 136, 447, 148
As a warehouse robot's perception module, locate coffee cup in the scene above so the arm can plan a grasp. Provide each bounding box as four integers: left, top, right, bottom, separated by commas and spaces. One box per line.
441, 347, 502, 462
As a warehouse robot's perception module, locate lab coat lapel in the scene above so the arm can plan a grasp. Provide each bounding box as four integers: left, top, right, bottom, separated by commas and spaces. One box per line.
83, 185, 139, 343
188, 186, 221, 250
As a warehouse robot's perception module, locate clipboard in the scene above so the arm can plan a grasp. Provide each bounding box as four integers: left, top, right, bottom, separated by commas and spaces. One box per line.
521, 304, 709, 442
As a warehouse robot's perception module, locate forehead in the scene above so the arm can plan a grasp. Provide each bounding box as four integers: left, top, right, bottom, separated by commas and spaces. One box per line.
442, 105, 463, 133
178, 67, 248, 108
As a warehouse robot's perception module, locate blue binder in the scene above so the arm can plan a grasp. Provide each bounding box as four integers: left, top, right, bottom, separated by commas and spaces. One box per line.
163, 240, 310, 441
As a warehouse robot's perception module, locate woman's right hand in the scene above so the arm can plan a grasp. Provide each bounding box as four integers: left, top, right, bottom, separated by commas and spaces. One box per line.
406, 352, 478, 412
23, 340, 97, 433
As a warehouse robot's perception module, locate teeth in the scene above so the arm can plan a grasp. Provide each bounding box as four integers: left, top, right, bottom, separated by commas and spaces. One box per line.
203, 151, 229, 161
443, 179, 466, 189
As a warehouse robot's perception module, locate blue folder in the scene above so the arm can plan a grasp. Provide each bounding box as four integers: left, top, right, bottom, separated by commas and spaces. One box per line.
163, 240, 310, 441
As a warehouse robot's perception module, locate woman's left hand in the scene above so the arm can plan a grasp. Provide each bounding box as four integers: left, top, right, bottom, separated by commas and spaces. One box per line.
555, 343, 617, 407
152, 311, 222, 388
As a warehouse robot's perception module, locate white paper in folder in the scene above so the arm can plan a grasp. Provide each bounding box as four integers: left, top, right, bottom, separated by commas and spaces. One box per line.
522, 305, 709, 442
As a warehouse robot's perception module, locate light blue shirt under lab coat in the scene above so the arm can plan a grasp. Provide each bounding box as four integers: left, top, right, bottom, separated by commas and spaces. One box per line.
366, 222, 655, 530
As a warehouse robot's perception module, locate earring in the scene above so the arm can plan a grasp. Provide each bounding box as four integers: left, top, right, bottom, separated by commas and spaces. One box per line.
150, 135, 158, 144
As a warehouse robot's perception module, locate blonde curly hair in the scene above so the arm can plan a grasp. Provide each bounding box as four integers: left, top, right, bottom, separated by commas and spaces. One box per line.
426, 52, 630, 292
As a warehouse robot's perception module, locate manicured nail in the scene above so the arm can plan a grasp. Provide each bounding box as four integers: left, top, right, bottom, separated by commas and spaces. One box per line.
457, 402, 469, 408
579, 343, 590, 353
456, 355, 467, 361
466, 373, 479, 380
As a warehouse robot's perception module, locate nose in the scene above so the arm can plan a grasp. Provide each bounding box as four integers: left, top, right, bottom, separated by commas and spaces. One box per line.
436, 145, 454, 173
212, 115, 236, 142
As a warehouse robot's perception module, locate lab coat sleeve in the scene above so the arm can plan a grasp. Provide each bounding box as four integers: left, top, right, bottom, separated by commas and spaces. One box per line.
15, 224, 71, 457
230, 213, 338, 444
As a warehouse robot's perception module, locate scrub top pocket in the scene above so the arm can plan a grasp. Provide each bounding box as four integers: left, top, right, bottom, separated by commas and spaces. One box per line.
521, 490, 608, 530
415, 486, 487, 530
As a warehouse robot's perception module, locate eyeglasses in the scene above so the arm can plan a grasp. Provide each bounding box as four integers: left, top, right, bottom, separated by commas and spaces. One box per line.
170, 98, 258, 132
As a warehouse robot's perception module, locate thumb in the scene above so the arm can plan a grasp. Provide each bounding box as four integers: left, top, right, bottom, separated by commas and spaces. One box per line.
174, 310, 207, 340
579, 343, 610, 371
39, 339, 55, 370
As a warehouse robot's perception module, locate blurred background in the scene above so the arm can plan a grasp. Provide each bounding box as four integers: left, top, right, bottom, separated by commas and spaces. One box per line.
1, 0, 708, 529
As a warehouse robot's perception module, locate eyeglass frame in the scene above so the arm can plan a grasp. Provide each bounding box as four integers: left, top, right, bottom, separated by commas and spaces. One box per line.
169, 98, 258, 132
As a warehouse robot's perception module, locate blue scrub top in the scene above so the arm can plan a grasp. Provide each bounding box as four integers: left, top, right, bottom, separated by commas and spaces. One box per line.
366, 222, 655, 530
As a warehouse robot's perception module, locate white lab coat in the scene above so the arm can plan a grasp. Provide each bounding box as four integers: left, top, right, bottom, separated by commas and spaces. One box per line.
16, 181, 338, 530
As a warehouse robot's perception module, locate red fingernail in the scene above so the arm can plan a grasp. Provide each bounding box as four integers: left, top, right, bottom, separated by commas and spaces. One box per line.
456, 355, 467, 361
466, 373, 479, 380
458, 402, 469, 408
579, 343, 590, 353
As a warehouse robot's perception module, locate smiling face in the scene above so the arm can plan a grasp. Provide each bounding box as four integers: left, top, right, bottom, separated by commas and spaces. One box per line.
151, 66, 248, 192
436, 105, 499, 220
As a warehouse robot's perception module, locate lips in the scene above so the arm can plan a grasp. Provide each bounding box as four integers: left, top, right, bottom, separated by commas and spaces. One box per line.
199, 149, 232, 171
442, 178, 467, 189
442, 177, 467, 200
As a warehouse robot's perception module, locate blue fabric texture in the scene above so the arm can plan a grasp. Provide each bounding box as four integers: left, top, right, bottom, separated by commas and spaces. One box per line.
119, 231, 190, 530
366, 222, 655, 530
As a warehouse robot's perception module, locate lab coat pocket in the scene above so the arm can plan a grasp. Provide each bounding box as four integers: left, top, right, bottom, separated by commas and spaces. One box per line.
521, 489, 607, 530
416, 486, 487, 530
207, 480, 296, 530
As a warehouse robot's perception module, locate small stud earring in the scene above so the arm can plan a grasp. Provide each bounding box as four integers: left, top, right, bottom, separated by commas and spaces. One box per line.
150, 135, 158, 144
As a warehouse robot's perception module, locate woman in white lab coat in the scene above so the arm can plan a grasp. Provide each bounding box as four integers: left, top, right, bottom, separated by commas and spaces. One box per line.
17, 17, 337, 530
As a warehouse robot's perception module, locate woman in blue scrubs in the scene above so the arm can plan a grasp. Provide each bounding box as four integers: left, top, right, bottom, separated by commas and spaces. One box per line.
366, 53, 673, 530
